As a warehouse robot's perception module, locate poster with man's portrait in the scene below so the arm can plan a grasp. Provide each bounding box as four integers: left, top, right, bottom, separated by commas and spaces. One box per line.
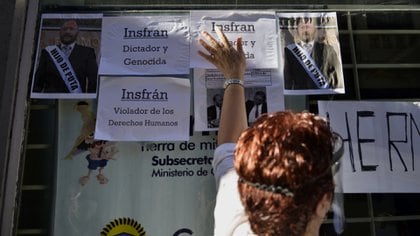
194, 68, 284, 132
30, 13, 102, 99
278, 12, 345, 95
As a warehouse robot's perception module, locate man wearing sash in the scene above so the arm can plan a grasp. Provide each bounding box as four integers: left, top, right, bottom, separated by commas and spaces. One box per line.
284, 17, 342, 90
33, 20, 98, 93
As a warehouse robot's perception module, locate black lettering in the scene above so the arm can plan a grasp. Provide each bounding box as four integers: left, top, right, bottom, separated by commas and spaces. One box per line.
121, 88, 168, 101
211, 21, 255, 32
410, 113, 420, 171
357, 111, 378, 171
123, 27, 168, 38
173, 228, 193, 236
340, 112, 356, 172
387, 112, 409, 171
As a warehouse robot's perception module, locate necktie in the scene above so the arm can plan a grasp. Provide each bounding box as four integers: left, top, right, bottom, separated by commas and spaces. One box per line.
303, 43, 312, 53
62, 45, 71, 57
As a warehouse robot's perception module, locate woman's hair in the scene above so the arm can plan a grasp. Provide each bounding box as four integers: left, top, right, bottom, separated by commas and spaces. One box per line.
234, 111, 335, 235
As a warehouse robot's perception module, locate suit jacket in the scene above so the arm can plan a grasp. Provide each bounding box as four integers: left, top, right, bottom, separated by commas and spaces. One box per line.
207, 105, 221, 128
33, 44, 98, 93
246, 100, 267, 121
284, 42, 341, 90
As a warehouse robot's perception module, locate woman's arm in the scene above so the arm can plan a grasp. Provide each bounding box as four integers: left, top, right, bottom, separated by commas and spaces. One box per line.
198, 28, 248, 145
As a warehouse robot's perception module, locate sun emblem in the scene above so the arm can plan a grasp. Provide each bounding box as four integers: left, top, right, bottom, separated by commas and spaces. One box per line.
101, 217, 146, 236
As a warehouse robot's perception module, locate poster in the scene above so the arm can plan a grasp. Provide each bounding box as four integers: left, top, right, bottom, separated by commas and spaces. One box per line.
55, 100, 217, 236
95, 76, 191, 141
193, 68, 284, 131
99, 14, 190, 75
278, 12, 345, 95
190, 10, 278, 69
30, 13, 102, 99
318, 101, 420, 193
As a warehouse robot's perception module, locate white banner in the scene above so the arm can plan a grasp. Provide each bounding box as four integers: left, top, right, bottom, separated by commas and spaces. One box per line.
55, 100, 217, 235
99, 15, 190, 75
95, 76, 191, 141
190, 10, 278, 69
318, 101, 420, 193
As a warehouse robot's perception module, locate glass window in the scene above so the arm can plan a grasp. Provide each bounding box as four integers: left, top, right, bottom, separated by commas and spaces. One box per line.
15, 5, 420, 236
354, 34, 420, 64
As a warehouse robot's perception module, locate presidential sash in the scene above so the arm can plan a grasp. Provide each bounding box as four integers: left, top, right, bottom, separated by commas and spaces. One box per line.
286, 43, 330, 89
45, 45, 82, 93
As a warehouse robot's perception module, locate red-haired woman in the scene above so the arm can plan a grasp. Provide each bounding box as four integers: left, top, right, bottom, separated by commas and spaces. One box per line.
198, 28, 338, 236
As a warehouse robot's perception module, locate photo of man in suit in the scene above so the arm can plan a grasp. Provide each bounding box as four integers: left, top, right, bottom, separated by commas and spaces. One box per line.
207, 92, 223, 128
33, 19, 98, 94
246, 90, 267, 124
283, 17, 343, 90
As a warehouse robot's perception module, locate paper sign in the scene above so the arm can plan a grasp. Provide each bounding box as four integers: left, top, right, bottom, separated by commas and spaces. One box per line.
99, 15, 190, 75
30, 13, 102, 99
190, 10, 278, 69
278, 12, 345, 95
193, 68, 284, 131
95, 76, 191, 141
318, 101, 420, 193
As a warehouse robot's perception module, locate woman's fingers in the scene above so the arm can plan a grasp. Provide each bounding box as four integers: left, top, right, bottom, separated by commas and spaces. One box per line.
198, 38, 216, 54
201, 30, 222, 50
197, 29, 245, 76
197, 50, 214, 62
236, 37, 244, 55
215, 27, 231, 49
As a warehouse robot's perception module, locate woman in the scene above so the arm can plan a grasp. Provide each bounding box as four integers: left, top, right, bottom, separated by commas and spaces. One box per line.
198, 28, 338, 236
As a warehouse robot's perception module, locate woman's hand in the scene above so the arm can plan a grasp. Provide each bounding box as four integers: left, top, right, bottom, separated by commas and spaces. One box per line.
198, 27, 246, 80
197, 27, 248, 145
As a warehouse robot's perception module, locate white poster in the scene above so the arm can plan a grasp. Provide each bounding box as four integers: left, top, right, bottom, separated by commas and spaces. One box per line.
99, 14, 190, 75
278, 12, 345, 95
95, 76, 191, 141
194, 68, 284, 131
30, 13, 102, 99
55, 100, 217, 235
318, 101, 420, 193
190, 10, 278, 69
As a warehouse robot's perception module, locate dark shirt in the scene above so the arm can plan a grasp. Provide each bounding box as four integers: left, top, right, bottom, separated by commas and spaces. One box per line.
33, 44, 98, 93
284, 42, 340, 90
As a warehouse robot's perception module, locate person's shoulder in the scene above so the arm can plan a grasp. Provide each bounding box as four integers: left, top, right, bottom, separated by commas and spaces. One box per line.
315, 41, 334, 50
74, 44, 95, 51
39, 45, 59, 57
75, 44, 93, 48
283, 44, 296, 58
284, 42, 297, 50
73, 44, 96, 56
45, 44, 60, 47
41, 44, 59, 51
